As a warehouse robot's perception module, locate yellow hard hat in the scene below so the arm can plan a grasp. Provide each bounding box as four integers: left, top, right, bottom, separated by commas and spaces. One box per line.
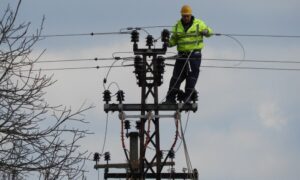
181, 5, 192, 15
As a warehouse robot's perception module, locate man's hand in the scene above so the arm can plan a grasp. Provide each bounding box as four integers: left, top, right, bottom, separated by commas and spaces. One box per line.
200, 29, 209, 36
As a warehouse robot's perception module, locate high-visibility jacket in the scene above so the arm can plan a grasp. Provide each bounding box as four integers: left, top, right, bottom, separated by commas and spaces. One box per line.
169, 18, 213, 52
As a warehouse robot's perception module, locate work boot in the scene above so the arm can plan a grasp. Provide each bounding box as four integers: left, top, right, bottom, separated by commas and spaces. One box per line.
177, 90, 186, 103
163, 89, 178, 104
162, 99, 176, 104
184, 88, 196, 104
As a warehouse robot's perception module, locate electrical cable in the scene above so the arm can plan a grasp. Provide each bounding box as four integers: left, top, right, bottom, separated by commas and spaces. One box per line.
103, 58, 122, 90
175, 111, 190, 153
10, 31, 132, 39
214, 33, 300, 38
171, 112, 180, 150
219, 34, 246, 66
18, 65, 133, 72
165, 63, 300, 71
202, 58, 300, 64
107, 82, 121, 92
131, 25, 300, 39
100, 113, 109, 156
179, 115, 195, 179
31, 56, 300, 65
134, 25, 173, 29
201, 65, 300, 71
144, 112, 152, 149
7, 63, 300, 73
102, 54, 134, 90
36, 57, 116, 63
165, 56, 300, 65
119, 112, 134, 172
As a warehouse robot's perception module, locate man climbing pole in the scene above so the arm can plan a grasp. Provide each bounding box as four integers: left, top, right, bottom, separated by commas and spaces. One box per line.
165, 4, 213, 103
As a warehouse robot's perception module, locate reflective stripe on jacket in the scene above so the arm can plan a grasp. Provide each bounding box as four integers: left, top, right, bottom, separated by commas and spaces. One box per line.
169, 18, 213, 52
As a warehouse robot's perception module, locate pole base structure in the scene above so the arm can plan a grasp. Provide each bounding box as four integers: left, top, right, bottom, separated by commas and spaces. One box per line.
104, 171, 198, 179
104, 103, 198, 113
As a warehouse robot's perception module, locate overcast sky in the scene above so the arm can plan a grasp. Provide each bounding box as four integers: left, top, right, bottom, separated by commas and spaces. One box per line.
2, 0, 300, 179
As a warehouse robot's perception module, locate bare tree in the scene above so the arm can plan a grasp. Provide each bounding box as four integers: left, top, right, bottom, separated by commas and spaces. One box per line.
0, 1, 92, 179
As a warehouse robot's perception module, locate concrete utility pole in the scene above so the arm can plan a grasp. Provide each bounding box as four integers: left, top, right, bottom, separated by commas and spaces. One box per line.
95, 29, 198, 180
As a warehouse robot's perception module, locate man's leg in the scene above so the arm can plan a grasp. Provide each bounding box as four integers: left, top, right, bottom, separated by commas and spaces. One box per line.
166, 59, 188, 102
185, 51, 201, 102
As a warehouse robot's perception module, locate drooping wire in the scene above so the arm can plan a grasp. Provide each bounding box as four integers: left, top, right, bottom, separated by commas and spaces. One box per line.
103, 58, 122, 90
102, 53, 134, 90
218, 34, 246, 66
107, 82, 121, 92
175, 111, 190, 153
179, 114, 195, 179
119, 112, 133, 172
100, 113, 109, 156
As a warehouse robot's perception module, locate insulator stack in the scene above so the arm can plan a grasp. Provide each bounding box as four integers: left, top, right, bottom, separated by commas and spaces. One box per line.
191, 90, 198, 103
103, 90, 111, 104
131, 30, 139, 43
161, 29, 170, 42
93, 152, 100, 163
116, 90, 125, 103
168, 149, 175, 159
146, 35, 154, 47
177, 90, 185, 103
161, 29, 170, 50
104, 152, 111, 162
156, 56, 165, 86
133, 56, 144, 86
135, 121, 141, 130
124, 120, 131, 130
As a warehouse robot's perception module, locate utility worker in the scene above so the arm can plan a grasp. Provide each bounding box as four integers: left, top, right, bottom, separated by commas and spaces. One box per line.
165, 5, 213, 103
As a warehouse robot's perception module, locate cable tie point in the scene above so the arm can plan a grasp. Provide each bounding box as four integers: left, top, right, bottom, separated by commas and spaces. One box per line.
94, 57, 98, 61
90, 32, 94, 36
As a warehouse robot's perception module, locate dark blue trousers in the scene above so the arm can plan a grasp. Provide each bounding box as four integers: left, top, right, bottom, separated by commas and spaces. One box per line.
166, 51, 202, 101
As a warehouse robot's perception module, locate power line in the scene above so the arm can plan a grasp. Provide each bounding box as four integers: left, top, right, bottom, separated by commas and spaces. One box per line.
11, 31, 131, 39
32, 56, 300, 64
201, 65, 300, 71
35, 57, 133, 63
203, 58, 300, 64
166, 57, 300, 64
37, 32, 300, 39
164, 63, 300, 71
10, 28, 300, 39
36, 57, 114, 63
214, 33, 300, 38
20, 65, 133, 72
18, 64, 300, 72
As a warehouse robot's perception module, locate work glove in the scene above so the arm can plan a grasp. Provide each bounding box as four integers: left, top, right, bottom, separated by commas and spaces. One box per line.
200, 29, 209, 36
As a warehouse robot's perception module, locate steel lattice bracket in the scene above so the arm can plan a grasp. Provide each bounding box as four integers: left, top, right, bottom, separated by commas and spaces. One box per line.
104, 172, 198, 179
104, 103, 198, 113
